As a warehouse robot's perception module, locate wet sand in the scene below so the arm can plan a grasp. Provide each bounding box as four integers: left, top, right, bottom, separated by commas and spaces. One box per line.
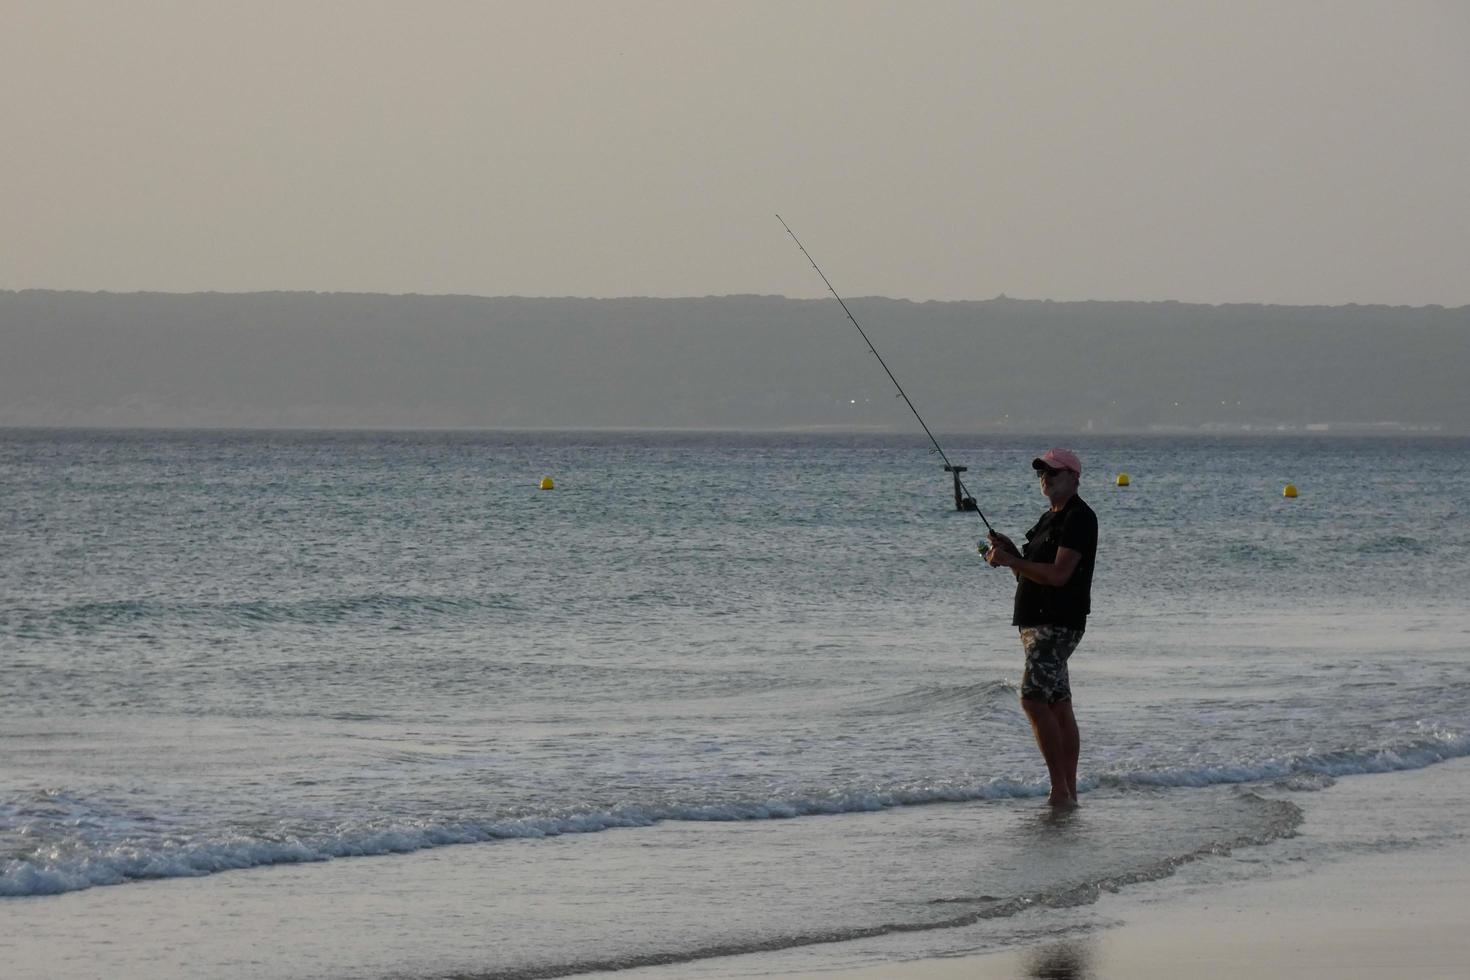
608, 756, 1470, 980
773, 836, 1470, 979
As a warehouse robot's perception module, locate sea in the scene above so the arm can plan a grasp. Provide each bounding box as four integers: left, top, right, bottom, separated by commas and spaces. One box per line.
2, 428, 1468, 979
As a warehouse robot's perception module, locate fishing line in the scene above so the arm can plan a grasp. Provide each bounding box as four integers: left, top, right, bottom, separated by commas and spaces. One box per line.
777, 214, 995, 535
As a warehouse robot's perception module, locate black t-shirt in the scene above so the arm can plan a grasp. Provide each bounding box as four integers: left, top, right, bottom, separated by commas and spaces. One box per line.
1011, 494, 1098, 630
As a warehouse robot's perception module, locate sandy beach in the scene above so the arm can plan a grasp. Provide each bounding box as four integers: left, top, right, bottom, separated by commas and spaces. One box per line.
606, 755, 1470, 980
769, 836, 1470, 980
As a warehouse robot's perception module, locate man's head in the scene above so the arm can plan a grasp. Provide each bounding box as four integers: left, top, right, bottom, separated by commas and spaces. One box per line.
1032, 448, 1081, 504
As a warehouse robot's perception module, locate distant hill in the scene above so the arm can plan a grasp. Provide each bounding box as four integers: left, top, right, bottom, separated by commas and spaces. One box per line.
3, 291, 1467, 433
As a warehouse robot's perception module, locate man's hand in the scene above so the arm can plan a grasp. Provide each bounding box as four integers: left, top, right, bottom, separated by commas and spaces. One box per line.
985, 531, 1019, 568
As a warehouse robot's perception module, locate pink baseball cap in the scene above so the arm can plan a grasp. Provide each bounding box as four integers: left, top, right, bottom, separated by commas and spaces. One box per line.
1032, 447, 1082, 476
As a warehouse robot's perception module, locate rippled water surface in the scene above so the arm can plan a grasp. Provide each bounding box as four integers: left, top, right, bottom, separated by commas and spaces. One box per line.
2, 429, 1468, 976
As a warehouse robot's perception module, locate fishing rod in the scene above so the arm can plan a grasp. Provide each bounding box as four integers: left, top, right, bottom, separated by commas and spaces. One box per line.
776, 214, 995, 535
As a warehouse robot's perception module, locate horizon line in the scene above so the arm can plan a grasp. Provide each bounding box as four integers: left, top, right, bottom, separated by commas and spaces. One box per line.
3, 288, 1465, 312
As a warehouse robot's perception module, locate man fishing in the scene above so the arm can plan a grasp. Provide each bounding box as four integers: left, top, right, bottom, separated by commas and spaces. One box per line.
775, 221, 1098, 807
984, 448, 1098, 808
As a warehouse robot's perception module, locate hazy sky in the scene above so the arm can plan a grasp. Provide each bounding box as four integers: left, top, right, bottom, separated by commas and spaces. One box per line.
4, 1, 1467, 304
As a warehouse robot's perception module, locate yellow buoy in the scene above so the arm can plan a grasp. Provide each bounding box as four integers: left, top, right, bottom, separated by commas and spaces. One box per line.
539, 476, 555, 491
1116, 473, 1131, 487
1283, 483, 1298, 498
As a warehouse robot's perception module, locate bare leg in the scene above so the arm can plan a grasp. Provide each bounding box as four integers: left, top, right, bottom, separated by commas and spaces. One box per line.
1049, 699, 1080, 804
1022, 698, 1075, 807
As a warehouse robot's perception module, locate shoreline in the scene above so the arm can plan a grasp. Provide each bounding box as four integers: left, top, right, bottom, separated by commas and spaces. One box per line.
5, 757, 1468, 979
603, 756, 1470, 980
766, 836, 1470, 980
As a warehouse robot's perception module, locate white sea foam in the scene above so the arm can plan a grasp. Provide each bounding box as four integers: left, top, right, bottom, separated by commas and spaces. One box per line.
5, 730, 1466, 899
1099, 729, 1470, 790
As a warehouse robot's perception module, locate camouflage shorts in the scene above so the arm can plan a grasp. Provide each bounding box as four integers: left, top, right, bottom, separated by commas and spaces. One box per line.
1019, 625, 1084, 703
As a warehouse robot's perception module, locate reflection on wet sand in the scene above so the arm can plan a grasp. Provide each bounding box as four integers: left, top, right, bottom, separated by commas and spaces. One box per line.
1025, 940, 1096, 979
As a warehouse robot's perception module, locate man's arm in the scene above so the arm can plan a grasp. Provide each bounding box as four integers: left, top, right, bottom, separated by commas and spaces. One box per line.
987, 545, 1082, 588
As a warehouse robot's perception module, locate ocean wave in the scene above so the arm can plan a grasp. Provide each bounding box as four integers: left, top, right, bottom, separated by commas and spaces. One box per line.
3, 780, 1051, 898
1333, 534, 1432, 556
851, 679, 1019, 716
1218, 541, 1298, 565
4, 728, 1464, 900
3, 592, 523, 634
1096, 728, 1470, 791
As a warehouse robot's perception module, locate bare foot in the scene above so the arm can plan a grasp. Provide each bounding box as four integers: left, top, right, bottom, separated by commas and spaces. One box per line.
1045, 793, 1078, 809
